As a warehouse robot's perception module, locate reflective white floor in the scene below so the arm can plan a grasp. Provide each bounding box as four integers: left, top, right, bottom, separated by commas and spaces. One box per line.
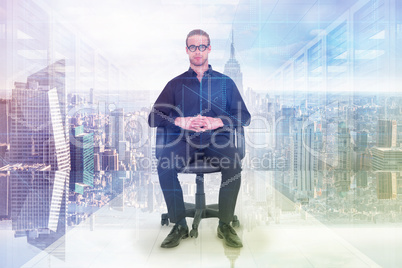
2, 187, 402, 268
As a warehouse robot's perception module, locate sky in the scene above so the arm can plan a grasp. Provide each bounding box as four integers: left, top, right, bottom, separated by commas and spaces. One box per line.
45, 0, 359, 93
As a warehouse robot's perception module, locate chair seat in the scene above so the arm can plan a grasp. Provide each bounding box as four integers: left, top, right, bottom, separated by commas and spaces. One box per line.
179, 159, 221, 174
157, 126, 244, 233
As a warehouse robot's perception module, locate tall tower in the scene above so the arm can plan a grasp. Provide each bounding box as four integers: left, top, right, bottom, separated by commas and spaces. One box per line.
376, 172, 397, 200
377, 119, 397, 148
0, 99, 10, 168
111, 108, 125, 153
335, 122, 352, 193
6, 166, 68, 232
7, 62, 70, 251
0, 99, 10, 144
224, 29, 243, 96
292, 118, 319, 198
10, 82, 70, 171
372, 147, 402, 200
70, 125, 94, 194
276, 107, 295, 150
27, 60, 69, 145
89, 88, 94, 104
0, 170, 10, 219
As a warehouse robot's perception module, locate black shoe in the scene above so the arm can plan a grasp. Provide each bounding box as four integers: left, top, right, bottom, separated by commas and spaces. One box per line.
161, 224, 189, 248
217, 223, 243, 248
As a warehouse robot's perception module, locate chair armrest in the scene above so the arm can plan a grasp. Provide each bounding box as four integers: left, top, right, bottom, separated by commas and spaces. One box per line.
155, 126, 246, 160
235, 126, 246, 160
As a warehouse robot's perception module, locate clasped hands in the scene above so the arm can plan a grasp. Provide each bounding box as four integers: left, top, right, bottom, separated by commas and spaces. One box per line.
174, 115, 224, 132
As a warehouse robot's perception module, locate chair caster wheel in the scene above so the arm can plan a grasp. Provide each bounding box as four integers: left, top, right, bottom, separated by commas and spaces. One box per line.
161, 214, 169, 226
190, 229, 198, 238
232, 215, 240, 228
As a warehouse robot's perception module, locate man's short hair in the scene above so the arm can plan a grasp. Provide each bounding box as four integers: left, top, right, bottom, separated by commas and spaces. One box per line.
186, 29, 210, 47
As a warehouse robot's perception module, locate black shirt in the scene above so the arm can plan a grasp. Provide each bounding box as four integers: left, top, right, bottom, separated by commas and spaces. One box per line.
148, 65, 250, 143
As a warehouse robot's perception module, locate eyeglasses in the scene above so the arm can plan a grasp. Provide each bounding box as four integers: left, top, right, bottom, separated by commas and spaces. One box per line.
187, 44, 209, 52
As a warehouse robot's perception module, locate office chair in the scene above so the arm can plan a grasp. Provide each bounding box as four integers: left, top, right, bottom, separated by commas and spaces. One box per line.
155, 126, 245, 238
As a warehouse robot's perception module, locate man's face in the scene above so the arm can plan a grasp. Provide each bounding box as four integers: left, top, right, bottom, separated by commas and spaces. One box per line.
186, 35, 211, 67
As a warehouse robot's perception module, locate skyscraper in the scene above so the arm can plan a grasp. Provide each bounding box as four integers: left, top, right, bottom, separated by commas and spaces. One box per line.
356, 130, 368, 152
0, 171, 10, 219
292, 118, 320, 198
224, 29, 243, 96
0, 162, 68, 258
356, 171, 368, 188
376, 172, 397, 200
0, 99, 10, 144
89, 88, 94, 104
372, 147, 402, 171
5, 164, 67, 231
372, 147, 402, 200
7, 62, 70, 253
247, 113, 272, 162
10, 81, 70, 171
27, 59, 69, 144
70, 125, 94, 194
102, 149, 119, 171
0, 99, 10, 168
276, 107, 295, 150
110, 108, 125, 154
335, 122, 353, 193
377, 119, 397, 148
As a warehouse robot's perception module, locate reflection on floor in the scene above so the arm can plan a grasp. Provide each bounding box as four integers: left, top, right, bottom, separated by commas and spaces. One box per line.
2, 183, 402, 268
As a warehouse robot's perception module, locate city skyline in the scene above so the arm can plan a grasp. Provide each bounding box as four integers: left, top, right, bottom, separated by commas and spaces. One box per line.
2, 50, 402, 267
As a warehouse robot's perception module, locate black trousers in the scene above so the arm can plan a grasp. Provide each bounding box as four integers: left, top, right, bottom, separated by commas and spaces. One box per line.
157, 135, 242, 224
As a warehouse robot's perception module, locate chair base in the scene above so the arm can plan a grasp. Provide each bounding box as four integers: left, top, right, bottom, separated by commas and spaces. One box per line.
160, 174, 240, 237
161, 202, 240, 238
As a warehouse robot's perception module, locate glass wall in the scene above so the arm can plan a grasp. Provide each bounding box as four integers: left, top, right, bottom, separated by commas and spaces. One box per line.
267, 0, 402, 224
327, 21, 348, 91
354, 0, 387, 91
0, 0, 128, 97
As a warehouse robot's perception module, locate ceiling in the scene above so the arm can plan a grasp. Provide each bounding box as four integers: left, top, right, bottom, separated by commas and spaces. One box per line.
230, 0, 360, 70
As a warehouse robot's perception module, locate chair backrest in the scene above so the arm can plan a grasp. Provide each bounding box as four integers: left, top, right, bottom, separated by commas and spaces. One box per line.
155, 127, 167, 159
155, 126, 246, 160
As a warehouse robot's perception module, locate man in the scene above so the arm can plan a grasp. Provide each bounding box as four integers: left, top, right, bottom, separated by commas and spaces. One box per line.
148, 29, 250, 248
